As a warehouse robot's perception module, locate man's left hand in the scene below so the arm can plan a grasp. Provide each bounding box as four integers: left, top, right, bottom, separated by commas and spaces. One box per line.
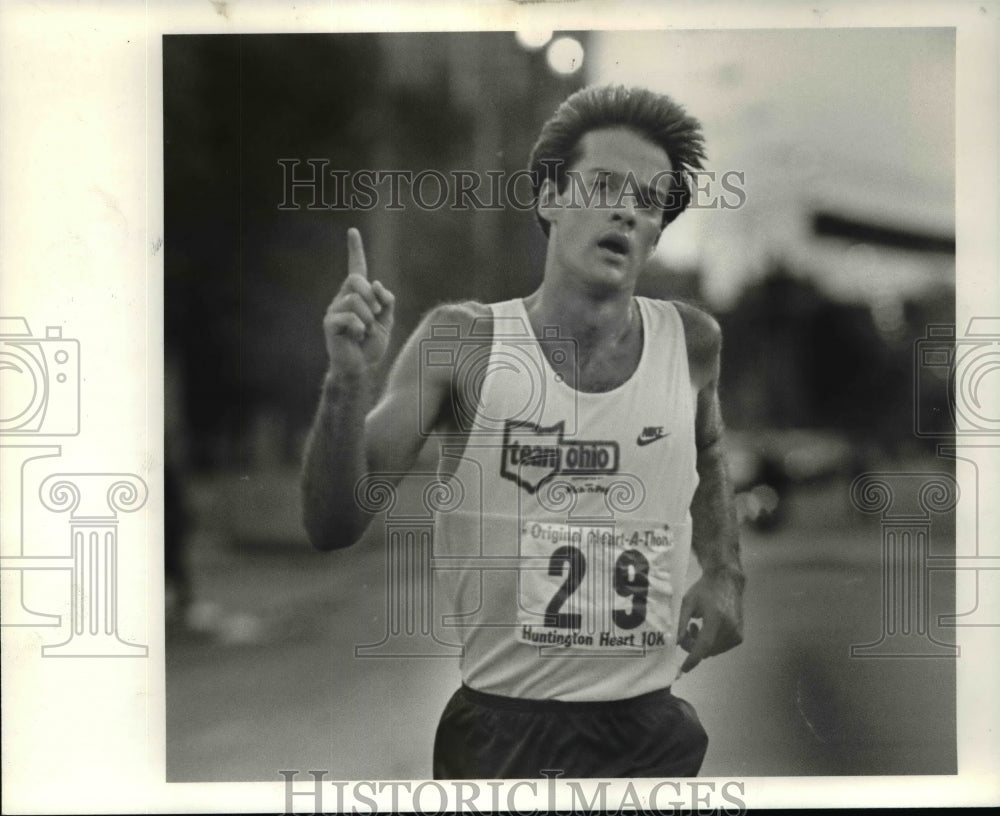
676, 569, 745, 675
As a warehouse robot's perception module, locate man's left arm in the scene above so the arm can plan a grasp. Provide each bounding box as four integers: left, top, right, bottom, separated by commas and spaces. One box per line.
675, 303, 746, 674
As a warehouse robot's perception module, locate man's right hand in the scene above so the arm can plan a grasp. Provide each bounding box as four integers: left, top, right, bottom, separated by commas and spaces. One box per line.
323, 227, 396, 374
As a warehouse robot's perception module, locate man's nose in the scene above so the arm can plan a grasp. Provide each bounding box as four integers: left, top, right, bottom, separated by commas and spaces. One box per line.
612, 199, 637, 226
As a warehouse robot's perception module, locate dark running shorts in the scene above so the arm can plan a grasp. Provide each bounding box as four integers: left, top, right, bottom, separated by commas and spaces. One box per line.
433, 684, 708, 779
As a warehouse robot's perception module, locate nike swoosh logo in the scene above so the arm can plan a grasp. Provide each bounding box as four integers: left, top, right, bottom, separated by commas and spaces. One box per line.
636, 431, 670, 446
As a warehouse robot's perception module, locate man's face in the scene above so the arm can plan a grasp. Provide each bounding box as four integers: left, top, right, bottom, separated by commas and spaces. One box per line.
540, 127, 674, 293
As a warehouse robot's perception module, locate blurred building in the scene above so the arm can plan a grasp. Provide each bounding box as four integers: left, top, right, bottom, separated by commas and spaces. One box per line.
357, 33, 587, 369
589, 29, 954, 315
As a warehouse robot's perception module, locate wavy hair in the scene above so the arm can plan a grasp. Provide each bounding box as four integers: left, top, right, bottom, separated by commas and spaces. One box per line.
528, 85, 706, 235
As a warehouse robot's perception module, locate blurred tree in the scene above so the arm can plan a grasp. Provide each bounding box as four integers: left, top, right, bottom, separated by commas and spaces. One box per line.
165, 33, 582, 471
719, 261, 914, 454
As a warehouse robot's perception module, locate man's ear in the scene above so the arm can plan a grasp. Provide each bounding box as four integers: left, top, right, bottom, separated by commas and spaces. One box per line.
537, 178, 562, 228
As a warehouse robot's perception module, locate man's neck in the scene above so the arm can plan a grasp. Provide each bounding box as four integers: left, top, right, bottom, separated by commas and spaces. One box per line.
523, 281, 638, 355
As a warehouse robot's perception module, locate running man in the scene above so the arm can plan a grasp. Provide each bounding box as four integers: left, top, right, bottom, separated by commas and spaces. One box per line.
301, 85, 745, 779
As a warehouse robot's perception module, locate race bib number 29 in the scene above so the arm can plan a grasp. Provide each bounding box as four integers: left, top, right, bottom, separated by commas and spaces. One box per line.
517, 520, 687, 652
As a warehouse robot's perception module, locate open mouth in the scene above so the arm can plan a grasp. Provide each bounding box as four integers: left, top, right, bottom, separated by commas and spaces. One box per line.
597, 234, 630, 257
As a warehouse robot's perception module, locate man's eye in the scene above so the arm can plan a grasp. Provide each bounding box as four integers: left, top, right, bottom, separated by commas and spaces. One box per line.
619, 192, 652, 210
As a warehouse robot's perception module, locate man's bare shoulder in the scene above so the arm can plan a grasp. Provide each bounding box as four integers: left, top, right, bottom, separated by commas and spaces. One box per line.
668, 300, 722, 386
416, 300, 493, 339
405, 301, 493, 435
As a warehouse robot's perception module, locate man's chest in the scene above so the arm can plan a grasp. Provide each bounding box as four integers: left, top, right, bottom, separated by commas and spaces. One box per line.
544, 332, 645, 394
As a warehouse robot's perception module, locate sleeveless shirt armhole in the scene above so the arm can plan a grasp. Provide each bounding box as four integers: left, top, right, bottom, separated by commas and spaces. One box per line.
470, 299, 515, 429
655, 298, 697, 420
670, 300, 699, 422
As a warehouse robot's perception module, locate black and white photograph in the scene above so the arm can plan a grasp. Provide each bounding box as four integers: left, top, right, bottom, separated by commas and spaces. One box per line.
2, 2, 999, 813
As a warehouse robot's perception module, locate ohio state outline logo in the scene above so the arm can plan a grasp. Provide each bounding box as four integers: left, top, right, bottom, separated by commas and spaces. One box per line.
500, 419, 619, 494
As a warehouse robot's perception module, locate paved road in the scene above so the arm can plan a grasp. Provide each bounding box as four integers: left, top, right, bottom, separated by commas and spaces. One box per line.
166, 477, 956, 781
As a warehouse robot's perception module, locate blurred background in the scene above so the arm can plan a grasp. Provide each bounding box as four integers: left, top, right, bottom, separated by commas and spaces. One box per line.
164, 30, 957, 780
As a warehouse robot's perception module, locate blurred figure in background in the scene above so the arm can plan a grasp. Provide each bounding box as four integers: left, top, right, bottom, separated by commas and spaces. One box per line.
164, 459, 193, 632
165, 351, 194, 634
302, 85, 745, 779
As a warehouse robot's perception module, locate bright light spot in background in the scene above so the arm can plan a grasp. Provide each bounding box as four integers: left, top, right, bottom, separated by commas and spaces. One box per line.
547, 37, 584, 75
515, 30, 553, 50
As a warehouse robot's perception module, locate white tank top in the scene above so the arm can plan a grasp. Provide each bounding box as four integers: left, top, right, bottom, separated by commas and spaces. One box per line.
433, 296, 699, 701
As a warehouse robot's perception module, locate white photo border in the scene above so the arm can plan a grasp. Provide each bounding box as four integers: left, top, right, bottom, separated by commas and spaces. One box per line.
1, 0, 997, 811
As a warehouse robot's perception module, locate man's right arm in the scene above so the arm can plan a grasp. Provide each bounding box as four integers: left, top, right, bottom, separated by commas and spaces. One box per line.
300, 228, 475, 551
300, 228, 389, 550
301, 364, 376, 551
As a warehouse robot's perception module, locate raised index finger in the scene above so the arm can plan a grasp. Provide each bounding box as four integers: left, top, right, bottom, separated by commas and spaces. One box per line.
347, 227, 368, 280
